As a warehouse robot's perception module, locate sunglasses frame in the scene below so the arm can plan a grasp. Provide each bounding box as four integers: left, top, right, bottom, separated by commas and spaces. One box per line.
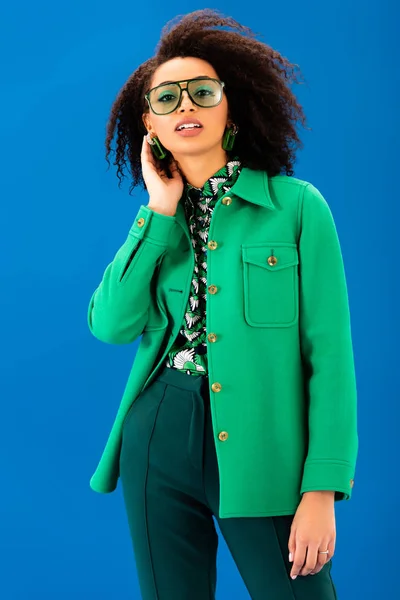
144, 77, 226, 115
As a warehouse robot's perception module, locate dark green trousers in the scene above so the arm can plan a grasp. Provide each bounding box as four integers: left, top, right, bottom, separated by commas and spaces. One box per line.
119, 365, 338, 600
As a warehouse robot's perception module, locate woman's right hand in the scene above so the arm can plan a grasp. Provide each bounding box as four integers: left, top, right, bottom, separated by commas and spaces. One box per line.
141, 135, 184, 216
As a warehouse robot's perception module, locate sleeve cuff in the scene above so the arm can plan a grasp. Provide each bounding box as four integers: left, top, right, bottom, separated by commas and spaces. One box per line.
300, 459, 355, 501
129, 204, 177, 246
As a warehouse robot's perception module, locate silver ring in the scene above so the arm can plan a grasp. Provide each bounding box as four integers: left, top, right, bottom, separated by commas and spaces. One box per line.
318, 550, 329, 554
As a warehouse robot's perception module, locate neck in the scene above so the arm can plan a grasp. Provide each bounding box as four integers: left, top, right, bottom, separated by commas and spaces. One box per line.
173, 147, 230, 189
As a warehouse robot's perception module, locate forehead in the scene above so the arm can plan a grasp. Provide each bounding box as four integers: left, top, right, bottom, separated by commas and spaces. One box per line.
150, 57, 219, 88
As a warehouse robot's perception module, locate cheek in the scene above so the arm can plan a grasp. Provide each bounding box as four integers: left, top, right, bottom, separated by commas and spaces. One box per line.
195, 104, 227, 136
153, 117, 172, 138
210, 102, 228, 131
210, 111, 228, 137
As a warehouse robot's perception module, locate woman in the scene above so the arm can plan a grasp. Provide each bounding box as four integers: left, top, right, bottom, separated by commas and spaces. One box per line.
87, 9, 358, 599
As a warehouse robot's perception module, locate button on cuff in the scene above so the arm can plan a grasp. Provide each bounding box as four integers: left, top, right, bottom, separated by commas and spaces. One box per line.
129, 205, 176, 245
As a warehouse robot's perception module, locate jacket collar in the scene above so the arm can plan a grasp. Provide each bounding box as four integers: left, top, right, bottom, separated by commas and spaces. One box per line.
174, 166, 276, 239
230, 166, 276, 210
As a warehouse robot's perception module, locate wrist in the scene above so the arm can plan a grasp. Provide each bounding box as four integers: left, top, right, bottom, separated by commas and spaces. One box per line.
147, 202, 177, 217
302, 491, 335, 501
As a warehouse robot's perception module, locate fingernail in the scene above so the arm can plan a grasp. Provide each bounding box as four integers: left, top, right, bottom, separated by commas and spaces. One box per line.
291, 575, 297, 580
289, 552, 293, 562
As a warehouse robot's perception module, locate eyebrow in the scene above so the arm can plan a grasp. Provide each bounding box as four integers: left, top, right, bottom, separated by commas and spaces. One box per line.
156, 75, 210, 86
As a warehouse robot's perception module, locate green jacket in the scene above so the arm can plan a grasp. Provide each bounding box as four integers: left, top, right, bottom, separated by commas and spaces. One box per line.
87, 167, 359, 518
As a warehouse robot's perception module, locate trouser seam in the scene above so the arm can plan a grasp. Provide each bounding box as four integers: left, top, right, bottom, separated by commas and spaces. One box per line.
270, 517, 297, 600
144, 382, 168, 600
200, 392, 212, 510
207, 519, 216, 600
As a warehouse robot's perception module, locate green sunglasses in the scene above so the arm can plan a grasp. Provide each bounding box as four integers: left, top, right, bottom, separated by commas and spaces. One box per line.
144, 76, 226, 115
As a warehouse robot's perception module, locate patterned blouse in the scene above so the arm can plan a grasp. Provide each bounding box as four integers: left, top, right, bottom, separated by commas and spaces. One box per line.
164, 155, 242, 376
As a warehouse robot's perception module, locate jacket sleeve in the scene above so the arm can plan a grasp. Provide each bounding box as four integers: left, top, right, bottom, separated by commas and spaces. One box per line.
298, 183, 359, 501
87, 204, 176, 345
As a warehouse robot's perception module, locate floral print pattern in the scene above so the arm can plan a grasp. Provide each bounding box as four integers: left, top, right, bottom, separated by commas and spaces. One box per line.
164, 155, 242, 376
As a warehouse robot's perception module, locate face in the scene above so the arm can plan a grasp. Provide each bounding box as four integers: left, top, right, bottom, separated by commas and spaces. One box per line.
142, 57, 230, 160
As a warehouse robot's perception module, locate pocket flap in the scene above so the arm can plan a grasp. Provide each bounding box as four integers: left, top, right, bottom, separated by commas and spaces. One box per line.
242, 242, 299, 272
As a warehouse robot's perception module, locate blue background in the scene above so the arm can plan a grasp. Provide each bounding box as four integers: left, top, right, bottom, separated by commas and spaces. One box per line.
1, 1, 398, 598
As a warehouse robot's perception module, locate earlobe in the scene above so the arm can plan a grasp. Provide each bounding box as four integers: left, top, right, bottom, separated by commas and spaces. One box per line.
142, 114, 150, 130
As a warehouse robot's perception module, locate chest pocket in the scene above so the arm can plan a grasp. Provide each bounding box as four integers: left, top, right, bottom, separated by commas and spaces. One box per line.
242, 242, 299, 327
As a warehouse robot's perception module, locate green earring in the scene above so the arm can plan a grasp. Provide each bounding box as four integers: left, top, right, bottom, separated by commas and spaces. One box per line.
222, 124, 239, 151
146, 133, 168, 160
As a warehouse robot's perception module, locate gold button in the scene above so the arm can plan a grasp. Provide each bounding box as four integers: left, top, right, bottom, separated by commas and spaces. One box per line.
207, 333, 217, 343
222, 196, 232, 205
207, 240, 218, 250
350, 479, 354, 488
211, 382, 222, 392
137, 218, 145, 227
267, 255, 278, 266
208, 285, 218, 294
218, 431, 229, 441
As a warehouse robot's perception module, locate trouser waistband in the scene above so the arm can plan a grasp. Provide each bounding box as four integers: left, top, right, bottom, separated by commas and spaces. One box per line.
154, 365, 210, 400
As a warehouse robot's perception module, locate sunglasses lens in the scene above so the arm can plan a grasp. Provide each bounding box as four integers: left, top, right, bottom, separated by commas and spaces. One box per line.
187, 78, 223, 108
149, 83, 180, 115
149, 79, 223, 114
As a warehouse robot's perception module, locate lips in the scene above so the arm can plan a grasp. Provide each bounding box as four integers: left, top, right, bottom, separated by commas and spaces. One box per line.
175, 118, 203, 131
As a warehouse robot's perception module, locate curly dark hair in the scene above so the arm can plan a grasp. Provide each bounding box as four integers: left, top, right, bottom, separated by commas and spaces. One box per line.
105, 8, 309, 195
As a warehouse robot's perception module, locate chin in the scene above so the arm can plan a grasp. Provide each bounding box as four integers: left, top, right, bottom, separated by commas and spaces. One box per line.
175, 140, 217, 154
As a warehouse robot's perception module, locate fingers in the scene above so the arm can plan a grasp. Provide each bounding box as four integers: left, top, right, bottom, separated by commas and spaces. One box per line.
310, 541, 334, 575
290, 544, 332, 579
141, 136, 182, 186
169, 159, 182, 180
142, 136, 167, 176
142, 135, 155, 163
298, 546, 320, 576
290, 542, 307, 580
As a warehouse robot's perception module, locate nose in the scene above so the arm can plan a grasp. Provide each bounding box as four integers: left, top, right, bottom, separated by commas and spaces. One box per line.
178, 88, 196, 111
